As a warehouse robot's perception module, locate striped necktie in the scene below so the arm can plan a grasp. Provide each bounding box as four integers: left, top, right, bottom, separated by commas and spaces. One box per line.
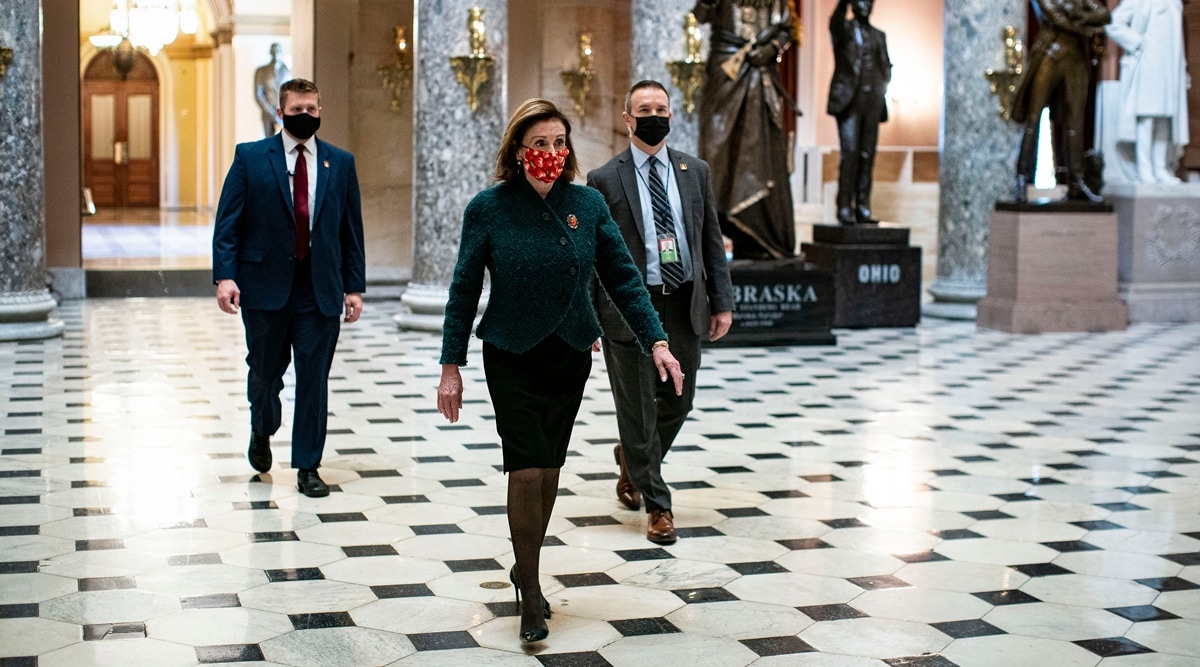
647, 156, 684, 289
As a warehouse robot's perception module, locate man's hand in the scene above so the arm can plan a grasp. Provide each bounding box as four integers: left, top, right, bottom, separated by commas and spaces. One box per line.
709, 310, 733, 342
437, 364, 464, 423
344, 293, 363, 323
216, 279, 240, 315
652, 345, 685, 396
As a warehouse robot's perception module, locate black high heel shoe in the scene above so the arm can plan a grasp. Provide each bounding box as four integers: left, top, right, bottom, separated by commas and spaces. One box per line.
509, 565, 551, 619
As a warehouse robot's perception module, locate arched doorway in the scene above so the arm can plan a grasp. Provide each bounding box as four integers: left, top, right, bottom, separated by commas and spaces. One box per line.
82, 49, 160, 208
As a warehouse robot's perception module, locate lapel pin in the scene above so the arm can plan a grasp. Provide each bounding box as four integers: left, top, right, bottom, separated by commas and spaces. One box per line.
680, 162, 688, 171
323, 160, 330, 168
568, 214, 579, 230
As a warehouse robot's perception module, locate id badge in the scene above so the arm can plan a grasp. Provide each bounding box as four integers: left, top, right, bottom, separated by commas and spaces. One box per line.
658, 236, 679, 264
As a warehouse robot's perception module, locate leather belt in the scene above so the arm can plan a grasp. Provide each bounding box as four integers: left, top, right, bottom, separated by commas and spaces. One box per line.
647, 281, 693, 297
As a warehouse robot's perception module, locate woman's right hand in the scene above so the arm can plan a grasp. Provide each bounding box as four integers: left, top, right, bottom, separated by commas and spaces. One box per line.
438, 364, 464, 423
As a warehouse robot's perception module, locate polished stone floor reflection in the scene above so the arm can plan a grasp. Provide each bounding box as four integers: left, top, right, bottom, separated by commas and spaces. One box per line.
2, 298, 1199, 666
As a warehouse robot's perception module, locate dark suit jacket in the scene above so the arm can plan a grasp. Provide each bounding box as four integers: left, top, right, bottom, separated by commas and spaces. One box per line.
212, 134, 366, 318
827, 15, 892, 121
587, 147, 734, 343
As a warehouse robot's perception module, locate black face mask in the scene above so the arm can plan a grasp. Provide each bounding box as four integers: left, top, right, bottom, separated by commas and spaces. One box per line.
282, 112, 321, 141
633, 115, 670, 146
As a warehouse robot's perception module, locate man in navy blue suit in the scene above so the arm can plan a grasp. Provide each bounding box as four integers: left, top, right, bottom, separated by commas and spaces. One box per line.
213, 78, 366, 498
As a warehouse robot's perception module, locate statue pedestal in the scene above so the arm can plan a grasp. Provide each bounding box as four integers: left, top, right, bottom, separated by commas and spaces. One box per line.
706, 258, 836, 347
801, 224, 922, 328
977, 202, 1128, 333
1108, 183, 1200, 322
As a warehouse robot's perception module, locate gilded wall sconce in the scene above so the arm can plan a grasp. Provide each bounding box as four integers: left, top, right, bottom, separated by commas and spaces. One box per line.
449, 7, 494, 112
378, 26, 412, 110
560, 31, 595, 118
0, 46, 14, 81
665, 14, 706, 114
984, 26, 1024, 121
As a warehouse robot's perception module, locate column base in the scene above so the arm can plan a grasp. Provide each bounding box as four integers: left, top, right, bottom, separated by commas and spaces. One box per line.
0, 290, 65, 341
924, 277, 986, 320
394, 283, 489, 332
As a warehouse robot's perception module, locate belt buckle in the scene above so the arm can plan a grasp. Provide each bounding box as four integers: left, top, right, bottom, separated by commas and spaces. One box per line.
661, 284, 673, 296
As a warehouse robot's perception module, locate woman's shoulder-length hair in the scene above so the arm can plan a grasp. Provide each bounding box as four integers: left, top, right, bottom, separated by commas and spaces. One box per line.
494, 98, 579, 183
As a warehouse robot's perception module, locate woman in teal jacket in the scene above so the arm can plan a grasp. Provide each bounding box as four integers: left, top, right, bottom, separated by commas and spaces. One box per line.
437, 99, 684, 645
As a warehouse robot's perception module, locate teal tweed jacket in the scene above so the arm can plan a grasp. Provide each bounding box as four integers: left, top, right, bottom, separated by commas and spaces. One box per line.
440, 178, 667, 366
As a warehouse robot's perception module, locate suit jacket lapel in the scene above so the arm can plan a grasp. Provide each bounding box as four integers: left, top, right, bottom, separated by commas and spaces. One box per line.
310, 139, 330, 227
269, 135, 294, 217
668, 148, 700, 249
616, 148, 646, 242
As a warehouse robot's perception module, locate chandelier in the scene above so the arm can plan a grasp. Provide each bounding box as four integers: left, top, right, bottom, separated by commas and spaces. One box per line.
89, 0, 199, 56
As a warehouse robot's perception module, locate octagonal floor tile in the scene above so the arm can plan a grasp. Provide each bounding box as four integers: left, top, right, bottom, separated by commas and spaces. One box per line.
725, 572, 862, 607
136, 562, 268, 597
40, 589, 180, 625
0, 617, 80, 657
261, 626, 416, 667
852, 586, 992, 623
239, 579, 378, 614
146, 606, 293, 645
599, 633, 757, 667
666, 599, 812, 639
800, 617, 951, 660
352, 596, 493, 634
941, 634, 1107, 667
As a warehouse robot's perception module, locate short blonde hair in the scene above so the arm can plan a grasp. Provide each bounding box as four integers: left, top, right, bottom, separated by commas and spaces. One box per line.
494, 98, 579, 183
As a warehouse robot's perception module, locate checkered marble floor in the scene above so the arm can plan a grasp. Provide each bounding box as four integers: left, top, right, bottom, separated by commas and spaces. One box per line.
2, 298, 1199, 667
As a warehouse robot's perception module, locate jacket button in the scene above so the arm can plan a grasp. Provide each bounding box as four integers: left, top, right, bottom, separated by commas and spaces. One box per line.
569, 266, 577, 275
542, 213, 550, 220
560, 237, 567, 245
560, 295, 568, 303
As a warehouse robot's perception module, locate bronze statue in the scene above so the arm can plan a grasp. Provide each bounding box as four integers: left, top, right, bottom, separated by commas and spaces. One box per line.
694, 0, 798, 259
828, 0, 891, 226
254, 43, 291, 137
1011, 0, 1111, 202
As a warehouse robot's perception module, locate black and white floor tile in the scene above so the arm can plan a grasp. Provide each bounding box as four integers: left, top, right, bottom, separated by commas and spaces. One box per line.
2, 298, 1199, 666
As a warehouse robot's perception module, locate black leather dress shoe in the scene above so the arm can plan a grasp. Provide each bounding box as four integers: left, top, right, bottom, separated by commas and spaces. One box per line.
248, 433, 272, 473
297, 469, 329, 497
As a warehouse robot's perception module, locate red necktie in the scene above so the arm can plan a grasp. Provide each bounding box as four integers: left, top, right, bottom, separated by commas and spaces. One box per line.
294, 144, 310, 261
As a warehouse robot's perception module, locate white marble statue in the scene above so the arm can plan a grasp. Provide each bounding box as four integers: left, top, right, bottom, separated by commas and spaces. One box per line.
1106, 0, 1190, 184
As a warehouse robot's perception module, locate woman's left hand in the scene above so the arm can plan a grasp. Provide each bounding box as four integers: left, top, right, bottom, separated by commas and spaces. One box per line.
652, 345, 685, 396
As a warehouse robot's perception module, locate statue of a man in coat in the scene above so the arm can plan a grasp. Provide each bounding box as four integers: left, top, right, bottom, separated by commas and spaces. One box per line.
1106, 0, 1189, 184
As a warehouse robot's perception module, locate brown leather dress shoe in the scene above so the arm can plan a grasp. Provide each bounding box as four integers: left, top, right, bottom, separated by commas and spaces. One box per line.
614, 444, 641, 511
647, 509, 677, 544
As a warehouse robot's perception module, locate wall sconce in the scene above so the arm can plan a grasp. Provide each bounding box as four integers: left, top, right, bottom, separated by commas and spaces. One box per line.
984, 26, 1024, 121
666, 13, 705, 114
449, 6, 494, 112
0, 46, 14, 81
378, 26, 412, 111
560, 31, 595, 118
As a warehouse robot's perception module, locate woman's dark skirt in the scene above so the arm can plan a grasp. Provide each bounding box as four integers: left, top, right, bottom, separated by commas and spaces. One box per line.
482, 335, 592, 472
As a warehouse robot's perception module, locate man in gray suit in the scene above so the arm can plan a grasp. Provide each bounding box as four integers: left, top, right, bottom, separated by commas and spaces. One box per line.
589, 80, 735, 544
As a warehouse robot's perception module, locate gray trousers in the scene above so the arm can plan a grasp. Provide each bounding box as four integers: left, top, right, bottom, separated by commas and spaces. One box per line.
602, 286, 702, 512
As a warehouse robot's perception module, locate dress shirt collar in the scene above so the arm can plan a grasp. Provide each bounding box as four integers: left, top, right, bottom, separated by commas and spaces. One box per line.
630, 142, 670, 170
281, 129, 315, 155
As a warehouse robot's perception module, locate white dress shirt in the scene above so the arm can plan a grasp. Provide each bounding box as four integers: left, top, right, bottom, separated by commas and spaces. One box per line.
629, 143, 693, 285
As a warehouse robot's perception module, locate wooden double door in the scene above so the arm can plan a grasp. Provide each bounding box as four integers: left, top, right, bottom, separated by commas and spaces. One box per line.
83, 50, 160, 208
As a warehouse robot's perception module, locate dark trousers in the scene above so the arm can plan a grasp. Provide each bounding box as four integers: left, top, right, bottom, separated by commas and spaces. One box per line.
241, 259, 340, 470
1017, 45, 1089, 184
602, 283, 702, 512
835, 89, 886, 219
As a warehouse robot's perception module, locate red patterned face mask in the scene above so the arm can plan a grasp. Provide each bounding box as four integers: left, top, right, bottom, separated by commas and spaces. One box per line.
522, 146, 569, 183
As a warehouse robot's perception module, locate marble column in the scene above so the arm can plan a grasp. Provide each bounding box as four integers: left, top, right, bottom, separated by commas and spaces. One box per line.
632, 0, 699, 155
925, 0, 1026, 320
395, 0, 506, 331
0, 0, 64, 342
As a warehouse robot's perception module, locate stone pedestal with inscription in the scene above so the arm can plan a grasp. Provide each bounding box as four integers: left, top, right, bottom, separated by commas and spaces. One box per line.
977, 202, 1128, 333
801, 225, 922, 328
706, 259, 836, 347
1108, 184, 1200, 322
